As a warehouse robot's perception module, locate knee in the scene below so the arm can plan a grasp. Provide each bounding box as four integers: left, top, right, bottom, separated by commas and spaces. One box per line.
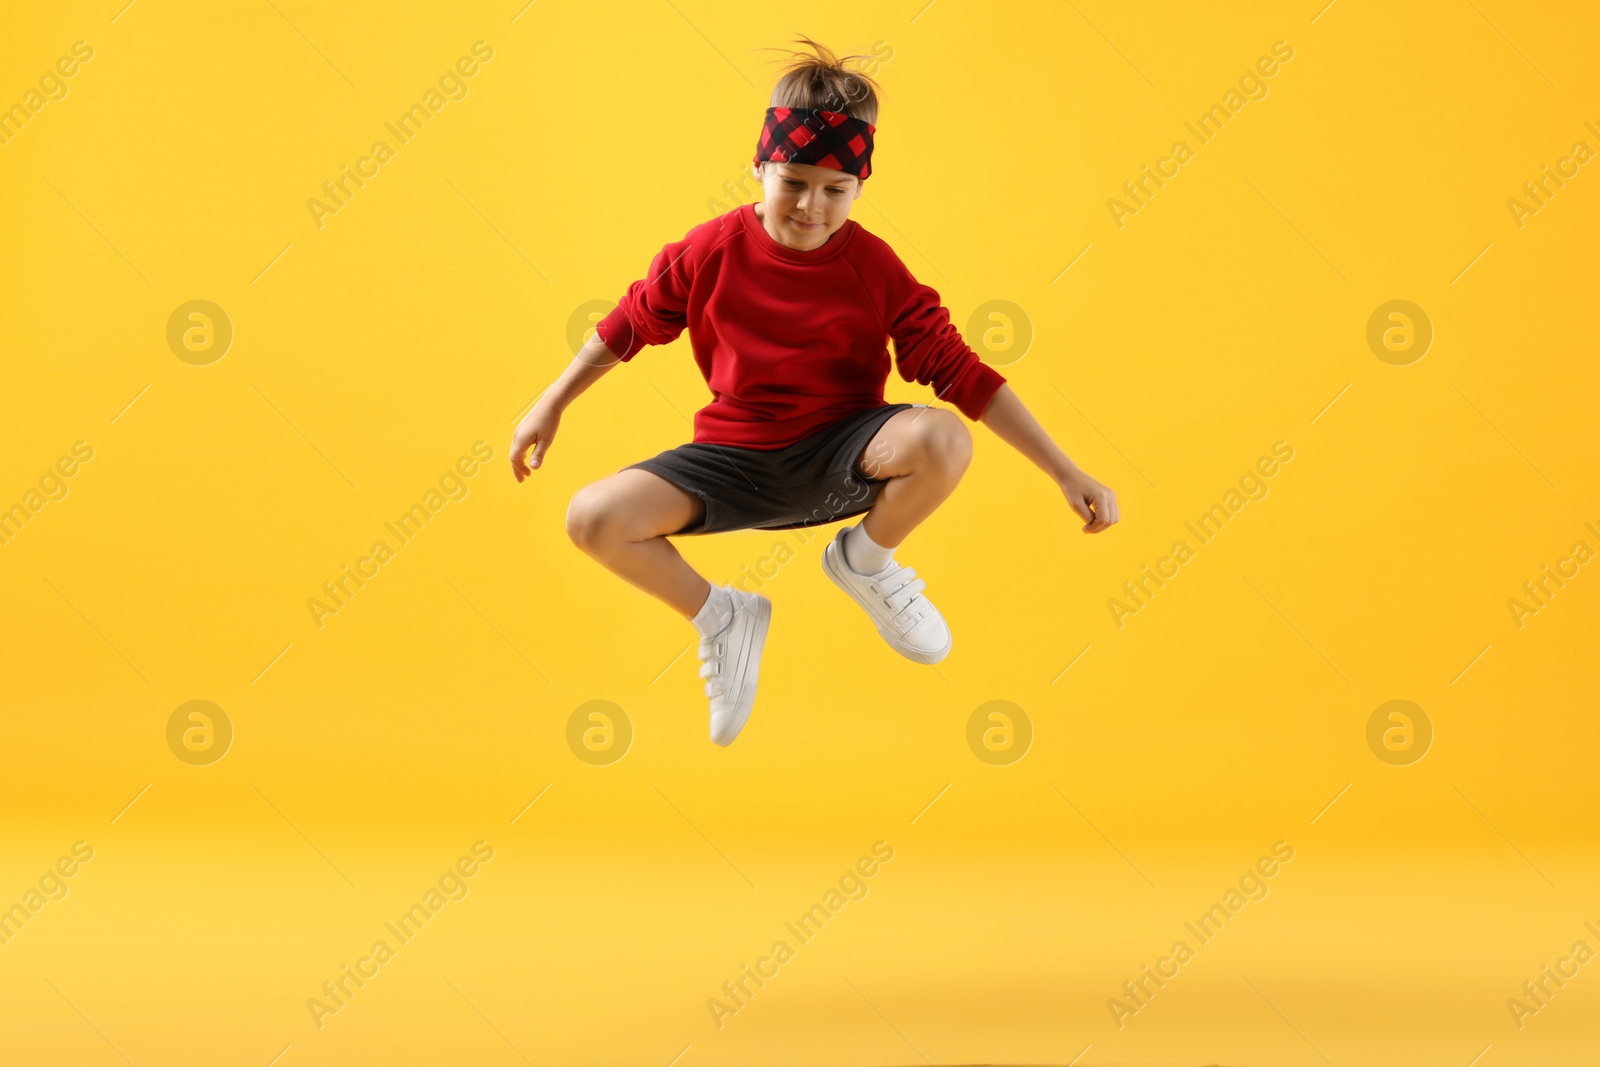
565, 484, 618, 551
909, 410, 973, 477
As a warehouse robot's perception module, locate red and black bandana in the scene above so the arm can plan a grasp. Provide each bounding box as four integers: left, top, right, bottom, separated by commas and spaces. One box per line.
753, 106, 876, 180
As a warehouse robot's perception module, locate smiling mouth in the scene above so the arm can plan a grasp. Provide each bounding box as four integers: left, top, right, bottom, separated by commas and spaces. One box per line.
790, 218, 824, 230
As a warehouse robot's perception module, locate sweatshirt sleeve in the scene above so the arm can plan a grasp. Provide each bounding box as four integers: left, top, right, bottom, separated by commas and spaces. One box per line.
880, 252, 1007, 421
594, 227, 701, 362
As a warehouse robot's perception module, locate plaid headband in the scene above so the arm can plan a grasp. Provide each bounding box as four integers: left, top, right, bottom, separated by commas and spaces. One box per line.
753, 106, 876, 180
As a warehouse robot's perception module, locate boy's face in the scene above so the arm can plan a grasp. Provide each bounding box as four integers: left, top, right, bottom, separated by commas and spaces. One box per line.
753, 161, 863, 251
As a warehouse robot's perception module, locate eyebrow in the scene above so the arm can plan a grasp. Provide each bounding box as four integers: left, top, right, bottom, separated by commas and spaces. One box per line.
778, 171, 856, 185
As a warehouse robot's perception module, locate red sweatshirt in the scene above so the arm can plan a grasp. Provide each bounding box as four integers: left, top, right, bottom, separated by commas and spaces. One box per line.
594, 201, 1007, 450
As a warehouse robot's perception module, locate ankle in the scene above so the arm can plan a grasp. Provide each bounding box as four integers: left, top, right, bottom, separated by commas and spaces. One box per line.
843, 522, 895, 575
691, 584, 735, 638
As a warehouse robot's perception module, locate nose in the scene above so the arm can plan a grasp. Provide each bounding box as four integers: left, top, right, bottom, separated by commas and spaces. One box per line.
797, 187, 822, 217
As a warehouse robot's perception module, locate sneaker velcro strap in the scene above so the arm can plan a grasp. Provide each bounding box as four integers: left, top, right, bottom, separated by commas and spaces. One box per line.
886, 577, 926, 614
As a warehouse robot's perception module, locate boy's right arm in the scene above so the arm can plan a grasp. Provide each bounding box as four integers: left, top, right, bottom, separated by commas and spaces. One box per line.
509, 331, 620, 482
511, 221, 705, 481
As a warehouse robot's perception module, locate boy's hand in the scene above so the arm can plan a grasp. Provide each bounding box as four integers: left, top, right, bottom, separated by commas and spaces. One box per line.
510, 401, 561, 482
1059, 466, 1119, 533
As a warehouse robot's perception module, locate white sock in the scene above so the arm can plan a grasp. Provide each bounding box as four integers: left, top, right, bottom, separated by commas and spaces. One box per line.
691, 585, 736, 637
843, 522, 894, 576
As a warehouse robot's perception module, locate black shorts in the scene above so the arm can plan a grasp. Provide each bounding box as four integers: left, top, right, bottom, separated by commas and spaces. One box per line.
621, 402, 924, 535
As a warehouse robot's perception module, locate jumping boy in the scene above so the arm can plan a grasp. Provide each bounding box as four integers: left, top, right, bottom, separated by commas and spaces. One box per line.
511, 39, 1119, 747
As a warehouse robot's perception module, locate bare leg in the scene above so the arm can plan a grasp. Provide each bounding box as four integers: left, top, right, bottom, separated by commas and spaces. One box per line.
851, 407, 974, 548
565, 469, 713, 619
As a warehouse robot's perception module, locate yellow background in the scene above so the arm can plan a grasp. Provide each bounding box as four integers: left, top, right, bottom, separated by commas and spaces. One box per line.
2, 1, 1597, 1064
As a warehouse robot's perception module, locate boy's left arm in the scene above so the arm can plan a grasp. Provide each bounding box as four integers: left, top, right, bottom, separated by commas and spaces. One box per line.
872, 248, 1119, 533
977, 384, 1120, 533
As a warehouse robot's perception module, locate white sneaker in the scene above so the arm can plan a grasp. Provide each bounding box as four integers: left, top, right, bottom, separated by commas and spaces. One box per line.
821, 528, 951, 664
698, 588, 772, 746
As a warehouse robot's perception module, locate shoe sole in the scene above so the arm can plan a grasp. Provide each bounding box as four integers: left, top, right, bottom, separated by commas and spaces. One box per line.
711, 593, 772, 747
821, 537, 951, 665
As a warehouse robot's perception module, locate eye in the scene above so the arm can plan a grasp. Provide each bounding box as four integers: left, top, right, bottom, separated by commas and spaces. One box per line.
783, 179, 804, 188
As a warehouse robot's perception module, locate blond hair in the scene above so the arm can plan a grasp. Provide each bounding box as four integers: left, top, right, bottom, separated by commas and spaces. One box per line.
763, 36, 883, 126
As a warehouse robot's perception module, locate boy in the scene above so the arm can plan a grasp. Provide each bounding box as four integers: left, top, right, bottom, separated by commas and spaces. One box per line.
511, 40, 1118, 747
